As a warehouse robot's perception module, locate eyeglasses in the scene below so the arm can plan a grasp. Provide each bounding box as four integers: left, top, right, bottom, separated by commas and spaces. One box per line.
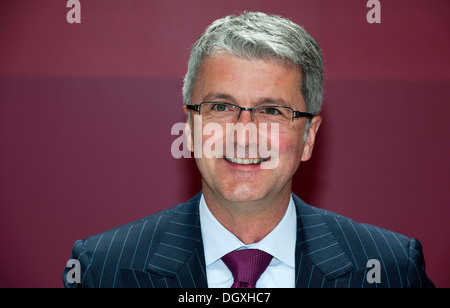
186, 102, 313, 124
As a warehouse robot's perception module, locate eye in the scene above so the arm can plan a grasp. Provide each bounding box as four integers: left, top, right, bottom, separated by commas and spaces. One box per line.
213, 103, 230, 112
261, 107, 281, 115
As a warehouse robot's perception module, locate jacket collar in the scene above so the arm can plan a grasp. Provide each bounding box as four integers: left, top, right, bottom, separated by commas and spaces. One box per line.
121, 193, 208, 288
293, 194, 353, 286
121, 192, 353, 288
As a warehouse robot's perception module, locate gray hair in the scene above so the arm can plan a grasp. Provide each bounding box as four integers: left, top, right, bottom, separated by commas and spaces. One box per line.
182, 11, 324, 116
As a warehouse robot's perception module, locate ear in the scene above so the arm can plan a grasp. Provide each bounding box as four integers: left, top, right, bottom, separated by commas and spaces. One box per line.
183, 105, 194, 153
301, 115, 322, 162
182, 104, 189, 116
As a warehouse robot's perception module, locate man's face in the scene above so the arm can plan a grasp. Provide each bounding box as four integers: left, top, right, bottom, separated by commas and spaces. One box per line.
186, 53, 321, 204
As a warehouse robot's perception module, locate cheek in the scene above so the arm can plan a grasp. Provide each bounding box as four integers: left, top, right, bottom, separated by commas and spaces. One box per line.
258, 126, 302, 170
274, 129, 304, 162
192, 120, 226, 158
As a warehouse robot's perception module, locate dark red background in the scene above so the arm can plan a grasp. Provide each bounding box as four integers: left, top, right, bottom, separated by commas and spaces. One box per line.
0, 0, 449, 287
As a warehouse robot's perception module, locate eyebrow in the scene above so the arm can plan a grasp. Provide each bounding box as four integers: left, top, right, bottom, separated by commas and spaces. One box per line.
202, 92, 291, 107
256, 97, 290, 107
202, 92, 236, 103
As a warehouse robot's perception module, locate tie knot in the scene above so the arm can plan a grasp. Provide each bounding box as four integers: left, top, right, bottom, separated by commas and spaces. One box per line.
221, 249, 273, 288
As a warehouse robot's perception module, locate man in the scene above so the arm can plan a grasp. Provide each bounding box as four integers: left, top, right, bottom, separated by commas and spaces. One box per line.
63, 12, 434, 288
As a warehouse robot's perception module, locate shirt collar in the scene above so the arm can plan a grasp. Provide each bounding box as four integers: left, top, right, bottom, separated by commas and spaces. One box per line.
199, 193, 296, 269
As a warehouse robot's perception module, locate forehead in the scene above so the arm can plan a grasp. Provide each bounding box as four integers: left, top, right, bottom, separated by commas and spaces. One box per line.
193, 53, 304, 108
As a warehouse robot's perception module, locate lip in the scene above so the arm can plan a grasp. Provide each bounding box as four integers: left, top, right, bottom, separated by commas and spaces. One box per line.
224, 157, 268, 164
222, 157, 270, 171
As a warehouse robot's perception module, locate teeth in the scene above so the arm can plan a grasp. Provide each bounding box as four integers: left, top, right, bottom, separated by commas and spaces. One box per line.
225, 157, 266, 165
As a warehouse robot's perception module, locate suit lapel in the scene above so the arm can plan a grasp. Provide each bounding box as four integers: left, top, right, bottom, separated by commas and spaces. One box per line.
293, 194, 353, 287
121, 194, 208, 288
121, 192, 354, 288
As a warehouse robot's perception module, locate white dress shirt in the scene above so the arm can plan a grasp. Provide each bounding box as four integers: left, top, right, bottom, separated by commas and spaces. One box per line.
199, 193, 296, 288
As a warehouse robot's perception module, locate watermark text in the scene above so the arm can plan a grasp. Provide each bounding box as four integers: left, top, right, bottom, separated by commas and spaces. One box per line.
171, 116, 280, 169
66, 0, 81, 24
366, 0, 381, 24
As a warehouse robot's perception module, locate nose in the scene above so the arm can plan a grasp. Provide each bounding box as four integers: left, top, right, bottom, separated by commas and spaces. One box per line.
236, 108, 255, 124
233, 109, 259, 157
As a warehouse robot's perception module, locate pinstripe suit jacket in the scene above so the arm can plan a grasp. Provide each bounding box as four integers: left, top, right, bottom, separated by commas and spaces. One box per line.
63, 192, 434, 288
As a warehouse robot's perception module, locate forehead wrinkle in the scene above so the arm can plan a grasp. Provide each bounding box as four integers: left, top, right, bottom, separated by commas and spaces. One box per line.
196, 55, 305, 109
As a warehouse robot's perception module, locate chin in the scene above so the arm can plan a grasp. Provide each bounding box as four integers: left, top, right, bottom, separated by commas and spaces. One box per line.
219, 185, 266, 202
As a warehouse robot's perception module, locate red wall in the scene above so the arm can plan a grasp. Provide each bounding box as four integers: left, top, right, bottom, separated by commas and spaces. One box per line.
0, 0, 449, 287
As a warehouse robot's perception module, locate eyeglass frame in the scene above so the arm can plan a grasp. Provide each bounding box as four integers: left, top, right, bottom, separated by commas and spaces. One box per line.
186, 102, 314, 122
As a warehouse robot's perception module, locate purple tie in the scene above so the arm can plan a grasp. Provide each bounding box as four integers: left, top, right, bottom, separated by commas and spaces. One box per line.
222, 249, 273, 288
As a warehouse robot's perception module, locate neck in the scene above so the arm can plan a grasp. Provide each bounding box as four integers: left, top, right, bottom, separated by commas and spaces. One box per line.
202, 185, 291, 245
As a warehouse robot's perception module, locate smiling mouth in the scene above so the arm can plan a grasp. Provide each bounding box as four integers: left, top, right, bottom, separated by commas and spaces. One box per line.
224, 157, 269, 165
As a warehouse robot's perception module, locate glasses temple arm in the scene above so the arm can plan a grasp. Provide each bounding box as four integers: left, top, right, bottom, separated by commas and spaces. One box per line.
186, 105, 200, 112
293, 111, 314, 118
